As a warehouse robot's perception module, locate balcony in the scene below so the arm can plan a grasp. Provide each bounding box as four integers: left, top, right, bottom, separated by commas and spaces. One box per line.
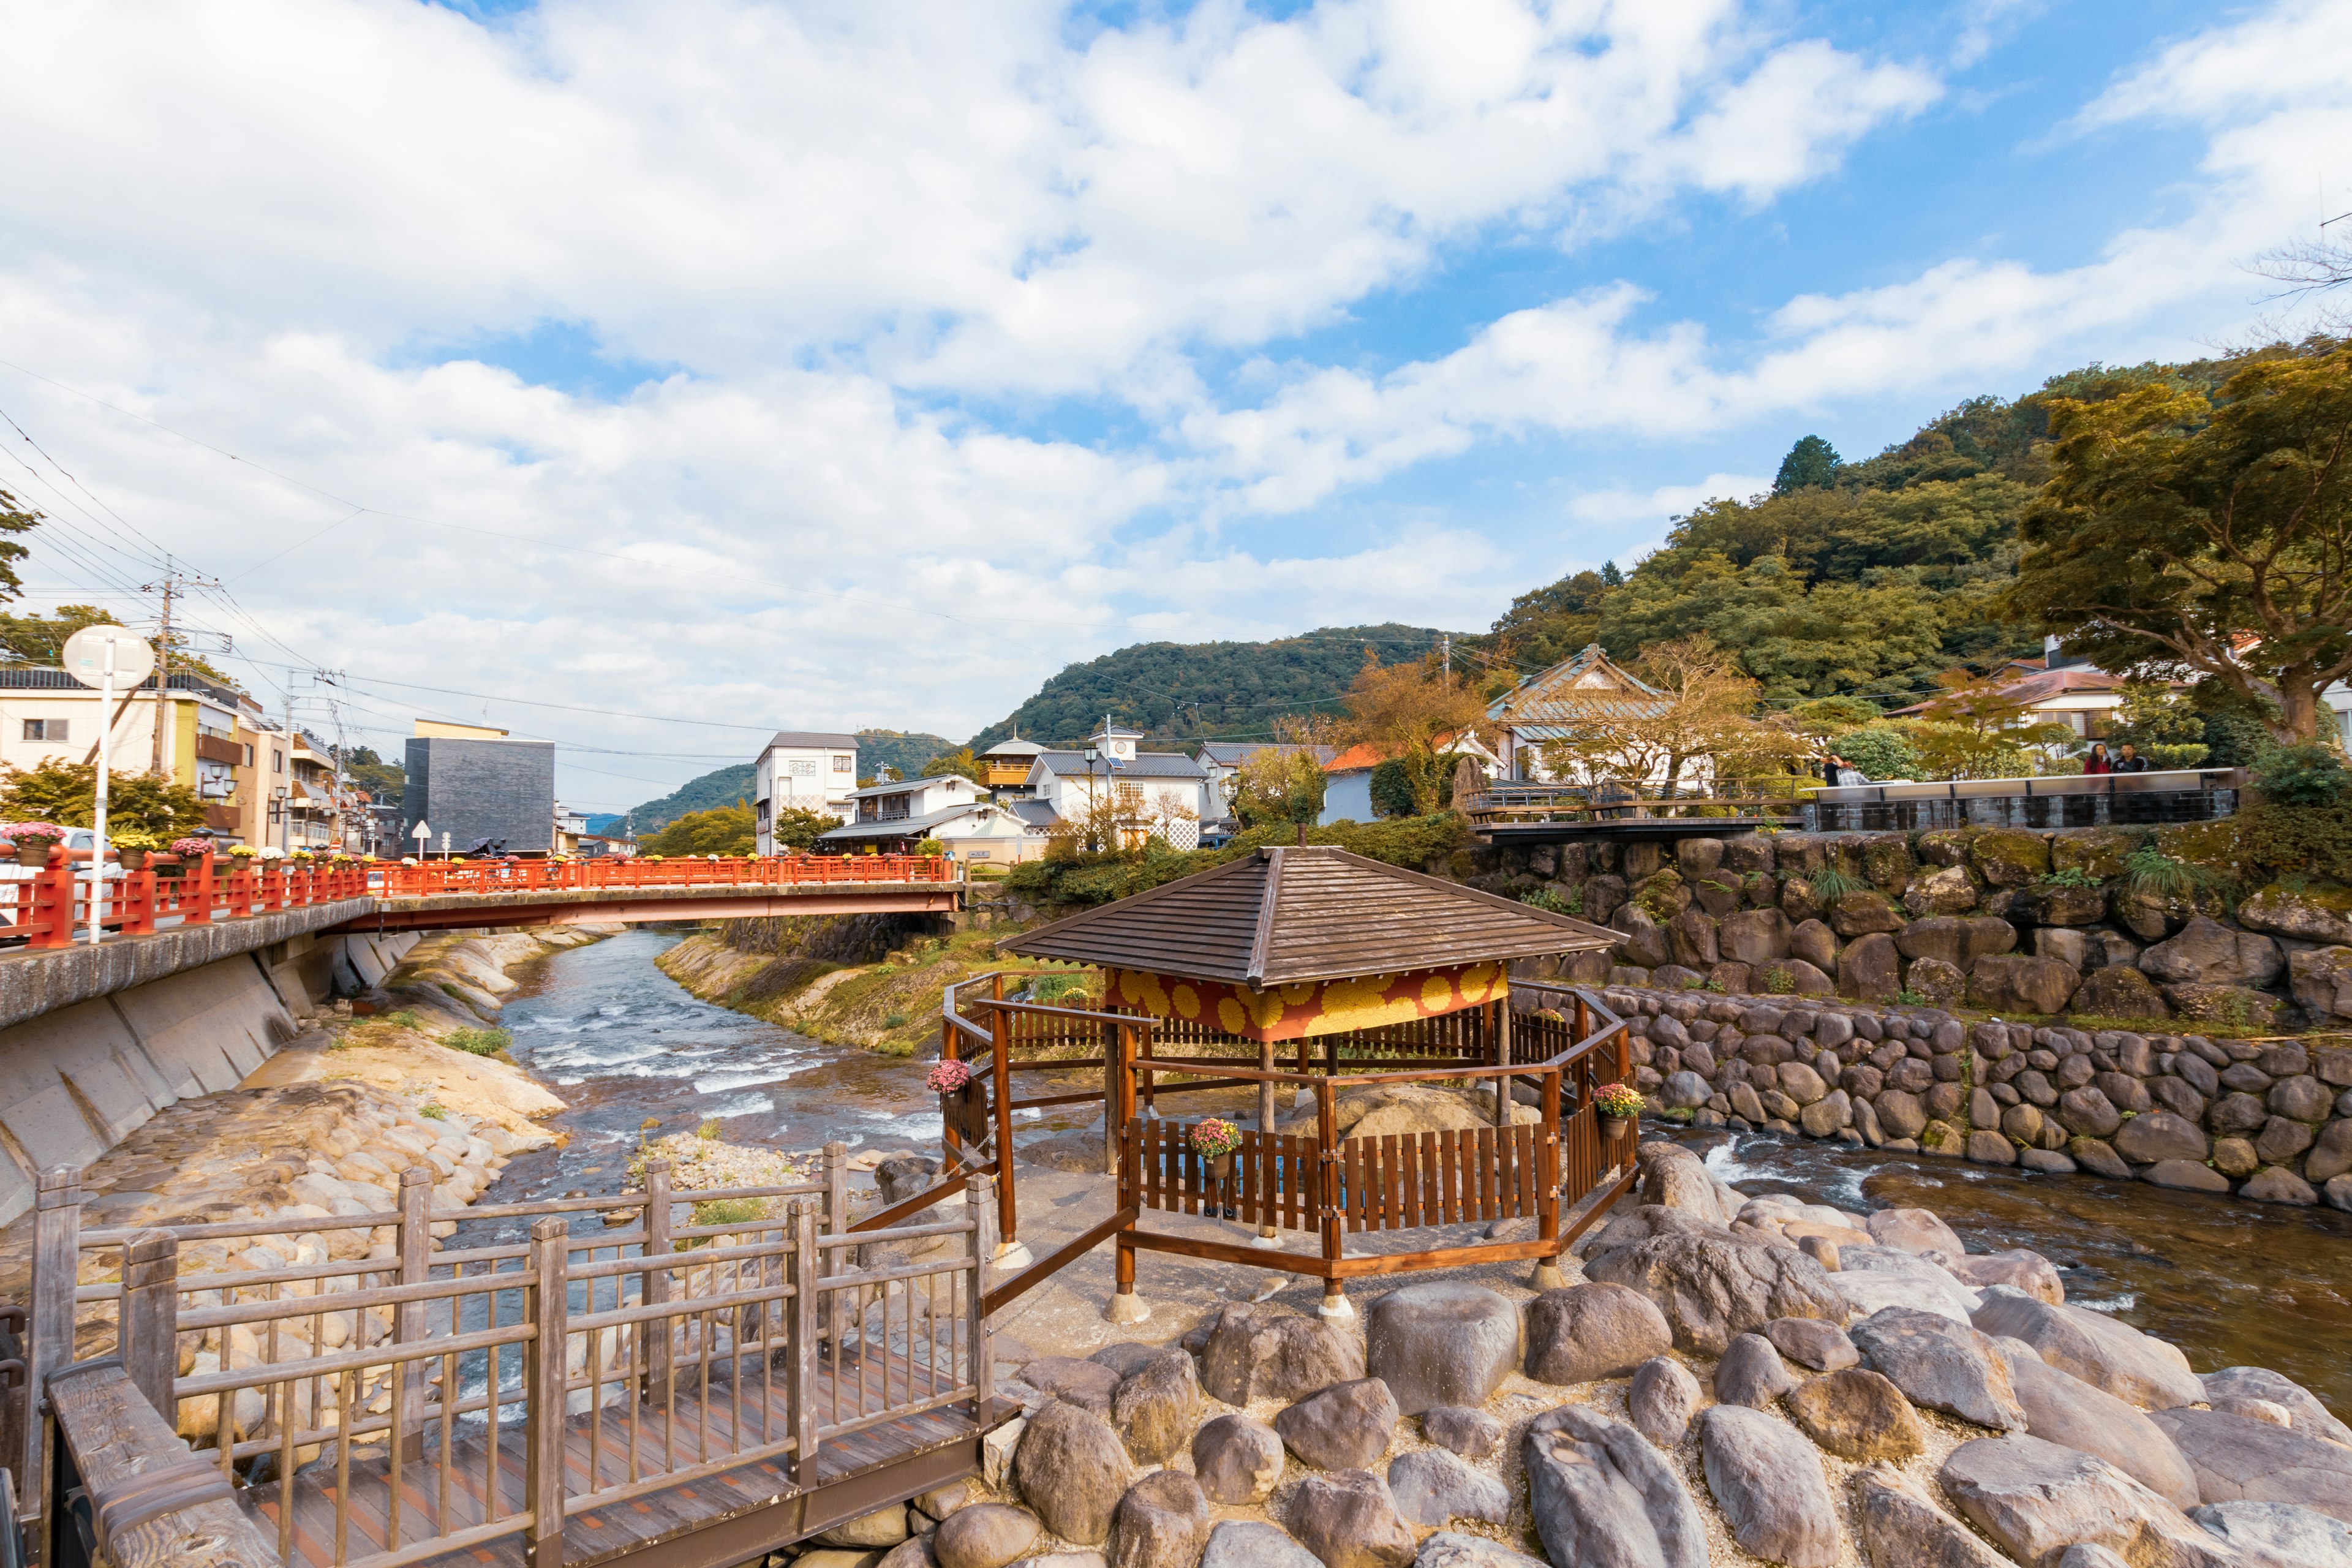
194, 732, 245, 766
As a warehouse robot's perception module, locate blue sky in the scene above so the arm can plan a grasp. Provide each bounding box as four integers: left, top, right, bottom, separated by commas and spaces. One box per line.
0, 0, 2341, 809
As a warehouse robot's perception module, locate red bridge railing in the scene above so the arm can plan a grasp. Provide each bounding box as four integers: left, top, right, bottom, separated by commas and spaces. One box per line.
0, 854, 958, 951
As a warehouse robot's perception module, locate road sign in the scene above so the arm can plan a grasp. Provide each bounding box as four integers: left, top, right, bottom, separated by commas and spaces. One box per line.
411, 820, 431, 842
60, 626, 155, 691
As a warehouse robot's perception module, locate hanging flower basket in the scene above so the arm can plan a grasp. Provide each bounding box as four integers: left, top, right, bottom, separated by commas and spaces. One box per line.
7, 823, 64, 867
1189, 1117, 1240, 1180
1593, 1082, 1644, 1139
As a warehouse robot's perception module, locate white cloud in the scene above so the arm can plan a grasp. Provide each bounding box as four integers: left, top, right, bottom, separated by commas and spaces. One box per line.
1567, 473, 1772, 529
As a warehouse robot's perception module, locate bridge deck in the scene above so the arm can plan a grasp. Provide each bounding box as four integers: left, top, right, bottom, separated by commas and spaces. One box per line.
251, 1364, 986, 1568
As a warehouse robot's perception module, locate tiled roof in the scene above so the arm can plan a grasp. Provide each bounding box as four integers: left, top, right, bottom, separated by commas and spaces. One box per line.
1892, 667, 2151, 715
816, 803, 995, 840
1488, 644, 1666, 733
1035, 750, 1207, 780
764, 731, 860, 749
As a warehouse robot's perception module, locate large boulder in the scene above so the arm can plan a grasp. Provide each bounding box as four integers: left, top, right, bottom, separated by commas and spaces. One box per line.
1713, 1333, 1796, 1408
2237, 886, 2352, 946
1831, 1245, 1980, 1324
1939, 1435, 2236, 1568
1523, 1283, 1674, 1384
1943, 1249, 2065, 1306
2113, 1112, 2210, 1166
2189, 1499, 2352, 1568
2147, 1407, 2352, 1525
1522, 1404, 1706, 1568
1630, 1356, 1702, 1449
1848, 1306, 2026, 1431
1864, 1207, 1965, 1256
1410, 1535, 1548, 1568
1636, 1142, 1740, 1223
1581, 1231, 1846, 1356
2166, 984, 2285, 1031
1969, 954, 2081, 1016
1016, 1400, 1137, 1545
2073, 965, 2172, 1019
1384, 1449, 1510, 1529
1850, 1463, 2014, 1568
1973, 830, 2051, 887
1109, 1472, 1208, 1568
1839, 933, 1902, 1001
1192, 1414, 1284, 1506
1903, 864, 1983, 918
2007, 1354, 2200, 1510
1273, 1379, 1401, 1472
935, 1507, 1042, 1568
1970, 1289, 2203, 1409
1024, 1357, 1122, 1417
2289, 946, 2352, 1022
1202, 1523, 1320, 1568
1203, 1305, 1365, 1406
1698, 1406, 1842, 1568
2199, 1366, 2352, 1449
821, 1507, 913, 1548
1364, 1283, 1518, 1415
1287, 1471, 1416, 1568
2142, 916, 2284, 988
1112, 1350, 1202, 1464
1765, 1316, 1859, 1371
1784, 1368, 1926, 1461
1419, 1406, 1502, 1462
1722, 908, 1795, 963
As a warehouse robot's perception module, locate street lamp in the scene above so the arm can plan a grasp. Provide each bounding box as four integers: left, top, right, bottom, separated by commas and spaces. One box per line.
1082, 747, 1099, 851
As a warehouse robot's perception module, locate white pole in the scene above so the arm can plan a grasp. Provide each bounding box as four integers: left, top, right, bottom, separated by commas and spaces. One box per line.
89, 633, 115, 946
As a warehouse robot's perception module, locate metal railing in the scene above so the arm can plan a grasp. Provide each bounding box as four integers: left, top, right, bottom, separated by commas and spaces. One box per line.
1804, 767, 2242, 832
1464, 776, 1809, 823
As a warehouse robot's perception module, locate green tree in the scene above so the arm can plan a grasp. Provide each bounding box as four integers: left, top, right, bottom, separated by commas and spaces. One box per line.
921, 747, 986, 784
770, 806, 842, 851
341, 744, 404, 807
641, 801, 758, 856
0, 758, 207, 837
0, 488, 38, 605
1774, 434, 1841, 495
2007, 346, 2352, 744
0, 602, 243, 690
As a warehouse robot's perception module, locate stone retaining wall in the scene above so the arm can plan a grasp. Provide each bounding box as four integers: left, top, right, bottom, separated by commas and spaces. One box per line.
1593, 984, 2352, 1211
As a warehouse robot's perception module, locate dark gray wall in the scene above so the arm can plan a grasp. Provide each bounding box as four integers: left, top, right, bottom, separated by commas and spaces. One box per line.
404, 737, 556, 854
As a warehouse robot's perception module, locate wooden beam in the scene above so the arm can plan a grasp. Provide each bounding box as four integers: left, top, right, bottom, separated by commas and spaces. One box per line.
46, 1360, 274, 1568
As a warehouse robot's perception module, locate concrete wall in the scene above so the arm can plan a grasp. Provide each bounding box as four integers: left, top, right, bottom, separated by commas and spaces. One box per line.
0, 929, 420, 1224
405, 736, 556, 854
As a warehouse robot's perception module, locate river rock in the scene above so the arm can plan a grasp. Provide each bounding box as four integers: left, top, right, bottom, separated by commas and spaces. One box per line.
2147, 1407, 2352, 1525
2114, 1111, 2211, 1166
2143, 1158, 2231, 1193
2142, 916, 2282, 988
1582, 1231, 1846, 1355
1785, 1368, 1926, 1461
1286, 1470, 1416, 1568
1204, 1305, 1365, 1405
2007, 1354, 2199, 1509
2190, 1499, 2352, 1568
1864, 1207, 1966, 1256
1523, 1282, 1673, 1383
1698, 1406, 1841, 1568
934, 1506, 1041, 1568
1943, 1248, 2066, 1306
1108, 1472, 1208, 1568
1714, 1332, 1796, 1408
1113, 1350, 1202, 1464
1385, 1449, 1510, 1529
1763, 1316, 1859, 1371
1365, 1283, 1518, 1415
1025, 1357, 1122, 1417
1970, 1288, 2203, 1409
1202, 1523, 1319, 1568
2199, 1367, 2352, 1448
1939, 1435, 2235, 1568
822, 1507, 912, 1548
1630, 1356, 1702, 1449
1192, 1414, 1284, 1506
1522, 1404, 1706, 1568
1637, 1141, 1740, 1225
877, 1538, 937, 1568
1016, 1400, 1136, 1544
1833, 1245, 1980, 1323
1849, 1306, 2026, 1431
1410, 1534, 1547, 1568
1850, 1462, 2014, 1568
1419, 1406, 1501, 1462
1274, 1379, 1401, 1472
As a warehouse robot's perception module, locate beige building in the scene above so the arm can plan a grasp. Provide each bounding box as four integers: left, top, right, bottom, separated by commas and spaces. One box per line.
0, 668, 274, 845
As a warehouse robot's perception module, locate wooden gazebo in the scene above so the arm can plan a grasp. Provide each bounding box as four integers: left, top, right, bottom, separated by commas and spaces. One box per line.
948, 846, 1634, 1321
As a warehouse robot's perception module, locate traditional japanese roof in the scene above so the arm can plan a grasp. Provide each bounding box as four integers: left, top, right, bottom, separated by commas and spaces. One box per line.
1487, 643, 1666, 740
1000, 844, 1611, 986
816, 802, 997, 841
1033, 749, 1207, 780
763, 731, 860, 750
1890, 666, 2150, 715
979, 737, 1049, 759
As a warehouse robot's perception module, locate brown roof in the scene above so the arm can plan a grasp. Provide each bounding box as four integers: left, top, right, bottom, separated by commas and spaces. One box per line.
1000, 845, 1613, 987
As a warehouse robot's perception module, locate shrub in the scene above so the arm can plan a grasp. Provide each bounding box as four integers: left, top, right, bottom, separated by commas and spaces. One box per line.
2253, 742, 2348, 805
1760, 965, 1796, 995
688, 1197, 767, 1235
1520, 886, 1583, 916
1030, 971, 1089, 1005
2143, 742, 2211, 769
418, 1103, 447, 1120
2038, 867, 2101, 889
445, 1027, 510, 1057
1807, 865, 1861, 902
2121, 845, 2204, 901
1830, 725, 1924, 782
883, 1011, 908, 1029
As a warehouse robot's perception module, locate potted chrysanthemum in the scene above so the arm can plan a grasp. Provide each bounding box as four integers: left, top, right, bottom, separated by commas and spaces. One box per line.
1593, 1082, 1644, 1139
6, 823, 65, 867
1189, 1118, 1241, 1219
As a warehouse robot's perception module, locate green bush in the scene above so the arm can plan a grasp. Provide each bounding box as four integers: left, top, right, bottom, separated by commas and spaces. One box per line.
883, 1011, 908, 1028
1520, 886, 1583, 916
2143, 742, 2210, 769
1807, 865, 1861, 903
2122, 845, 2205, 900
2038, 867, 2101, 889
418, 1103, 447, 1120
445, 1027, 510, 1057
1828, 725, 1924, 782
1030, 971, 1089, 1005
2253, 742, 2348, 805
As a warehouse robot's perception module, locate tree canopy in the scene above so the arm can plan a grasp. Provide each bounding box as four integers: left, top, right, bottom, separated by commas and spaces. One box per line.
1773, 434, 1841, 494
0, 758, 207, 838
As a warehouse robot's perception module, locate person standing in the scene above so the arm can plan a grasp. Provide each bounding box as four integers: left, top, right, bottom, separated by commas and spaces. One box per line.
2083, 742, 2114, 775
2114, 742, 2151, 773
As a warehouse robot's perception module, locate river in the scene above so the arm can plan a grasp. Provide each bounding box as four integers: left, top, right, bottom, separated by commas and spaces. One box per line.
474, 928, 2352, 1420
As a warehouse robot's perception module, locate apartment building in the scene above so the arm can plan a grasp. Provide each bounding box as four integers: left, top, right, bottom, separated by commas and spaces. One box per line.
0, 668, 276, 846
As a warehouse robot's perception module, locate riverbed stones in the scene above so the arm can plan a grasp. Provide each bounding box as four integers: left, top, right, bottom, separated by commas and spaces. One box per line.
1201, 1522, 1319, 1568
1765, 1316, 1859, 1371
1111, 1350, 1201, 1464
1024, 1358, 1121, 1417
1419, 1406, 1502, 1462
1714, 1333, 1797, 1407
1943, 1248, 2065, 1305
1410, 1533, 1547, 1568
1363, 1283, 1517, 1415
1784, 1368, 1925, 1461
1015, 1400, 1136, 1544
1193, 1414, 1285, 1506
1848, 1306, 2026, 1431
1833, 1245, 1981, 1323
1204, 1305, 1365, 1406
2006, 1354, 2199, 1509
2200, 1366, 2352, 1448
1581, 1230, 1845, 1355
1850, 1463, 2013, 1568
1939, 1435, 2236, 1568
820, 1507, 911, 1548
2148, 1407, 2352, 1524
1630, 1356, 1702, 1449
1285, 1471, 1417, 1568
2113, 1110, 2210, 1166
2143, 1158, 2231, 1193
1863, 1206, 1965, 1256
1385, 1449, 1510, 1529
1970, 1289, 2203, 1409
1273, 1379, 1401, 1472
1698, 1406, 1841, 1568
1522, 1404, 1706, 1568
1109, 1473, 1208, 1568
1523, 1282, 1673, 1383
933, 1506, 1041, 1568
2189, 1499, 2352, 1568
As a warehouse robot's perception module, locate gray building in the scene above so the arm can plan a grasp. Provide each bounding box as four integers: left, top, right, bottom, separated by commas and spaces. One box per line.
404, 731, 556, 856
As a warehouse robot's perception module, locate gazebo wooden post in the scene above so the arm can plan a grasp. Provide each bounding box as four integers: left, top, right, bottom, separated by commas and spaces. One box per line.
1532, 1064, 1566, 1289
1255, 1039, 1279, 1246
1315, 1076, 1349, 1319
990, 1000, 1029, 1267
1102, 1008, 1121, 1176
1106, 1018, 1149, 1324
1491, 997, 1513, 1128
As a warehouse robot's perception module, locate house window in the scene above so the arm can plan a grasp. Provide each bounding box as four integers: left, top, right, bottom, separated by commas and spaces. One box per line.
786, 758, 818, 777
832, 755, 853, 773
273, 749, 284, 774
21, 718, 66, 742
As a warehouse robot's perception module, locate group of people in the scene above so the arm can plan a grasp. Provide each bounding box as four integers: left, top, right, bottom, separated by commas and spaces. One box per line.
1814, 740, 2157, 786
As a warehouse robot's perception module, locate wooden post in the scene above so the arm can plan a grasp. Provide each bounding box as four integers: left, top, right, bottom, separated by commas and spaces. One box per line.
1532, 1068, 1565, 1289
118, 1229, 178, 1422
642, 1160, 674, 1401
391, 1167, 432, 1458
1315, 1080, 1348, 1320
24, 1167, 81, 1568
989, 1001, 1017, 1254
788, 1200, 819, 1488
522, 1218, 568, 1568
1256, 1039, 1278, 1243
1101, 1014, 1120, 1177
964, 1177, 993, 1423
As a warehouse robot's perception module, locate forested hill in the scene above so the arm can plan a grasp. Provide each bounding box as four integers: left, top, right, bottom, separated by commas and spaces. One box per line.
1474, 353, 2249, 707
600, 729, 953, 835
965, 623, 1461, 753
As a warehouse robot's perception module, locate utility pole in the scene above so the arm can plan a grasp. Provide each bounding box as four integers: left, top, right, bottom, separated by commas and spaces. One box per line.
139, 557, 220, 777
1442, 633, 1452, 692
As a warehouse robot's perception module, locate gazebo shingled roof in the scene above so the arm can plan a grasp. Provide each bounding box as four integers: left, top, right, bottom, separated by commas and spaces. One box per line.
999, 844, 1613, 987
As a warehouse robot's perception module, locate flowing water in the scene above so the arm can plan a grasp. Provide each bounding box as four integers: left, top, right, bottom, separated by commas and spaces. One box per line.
473, 929, 2352, 1420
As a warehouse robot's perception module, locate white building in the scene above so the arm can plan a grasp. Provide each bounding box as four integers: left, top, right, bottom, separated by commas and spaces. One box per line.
815, 774, 1045, 866
1020, 722, 1212, 849
753, 730, 859, 854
